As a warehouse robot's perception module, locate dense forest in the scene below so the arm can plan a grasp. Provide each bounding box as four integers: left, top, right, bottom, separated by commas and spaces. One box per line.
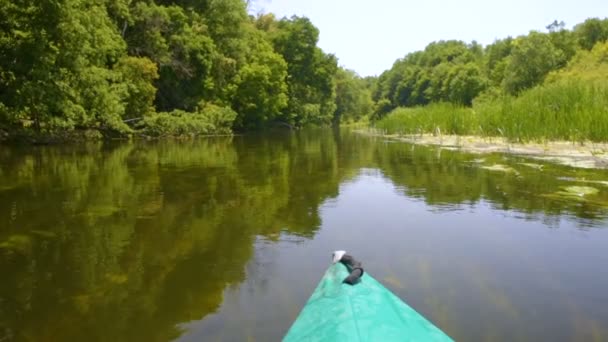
2, 0, 607, 141
373, 18, 608, 141
0, 0, 371, 140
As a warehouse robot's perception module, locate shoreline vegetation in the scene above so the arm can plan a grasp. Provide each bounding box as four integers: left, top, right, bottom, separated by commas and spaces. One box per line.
0, 0, 373, 143
374, 79, 608, 143
1, 1, 607, 145
370, 77, 608, 162
371, 19, 608, 148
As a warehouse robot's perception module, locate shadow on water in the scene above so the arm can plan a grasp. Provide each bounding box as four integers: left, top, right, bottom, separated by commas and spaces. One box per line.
1, 128, 608, 341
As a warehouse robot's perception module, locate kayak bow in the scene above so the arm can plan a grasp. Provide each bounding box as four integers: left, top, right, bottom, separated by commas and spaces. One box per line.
283, 252, 453, 341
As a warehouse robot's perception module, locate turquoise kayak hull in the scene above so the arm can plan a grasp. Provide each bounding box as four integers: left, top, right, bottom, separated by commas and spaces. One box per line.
284, 263, 453, 341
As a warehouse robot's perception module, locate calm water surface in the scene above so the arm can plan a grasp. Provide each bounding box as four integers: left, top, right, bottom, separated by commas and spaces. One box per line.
1, 129, 608, 341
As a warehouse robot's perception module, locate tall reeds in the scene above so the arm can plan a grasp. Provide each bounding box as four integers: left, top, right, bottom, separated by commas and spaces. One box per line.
375, 80, 608, 142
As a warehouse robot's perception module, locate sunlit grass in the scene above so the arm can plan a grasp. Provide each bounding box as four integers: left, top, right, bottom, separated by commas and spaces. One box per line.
375, 103, 477, 136
375, 80, 608, 142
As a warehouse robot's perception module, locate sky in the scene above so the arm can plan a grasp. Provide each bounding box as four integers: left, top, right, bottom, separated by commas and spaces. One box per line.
253, 0, 608, 76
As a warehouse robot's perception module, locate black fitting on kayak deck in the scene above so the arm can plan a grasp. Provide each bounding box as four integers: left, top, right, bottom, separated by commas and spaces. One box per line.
339, 254, 364, 285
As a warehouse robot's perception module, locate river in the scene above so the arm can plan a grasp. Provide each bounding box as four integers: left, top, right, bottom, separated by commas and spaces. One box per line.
1, 129, 608, 341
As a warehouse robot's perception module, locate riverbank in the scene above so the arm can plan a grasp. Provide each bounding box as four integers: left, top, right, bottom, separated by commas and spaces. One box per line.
0, 127, 107, 144
359, 130, 608, 169
0, 127, 237, 145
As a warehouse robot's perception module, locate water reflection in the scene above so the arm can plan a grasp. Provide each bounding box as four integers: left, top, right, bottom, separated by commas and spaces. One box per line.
1, 129, 608, 341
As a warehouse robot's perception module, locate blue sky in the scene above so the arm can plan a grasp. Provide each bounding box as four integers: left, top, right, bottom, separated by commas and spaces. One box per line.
253, 0, 608, 76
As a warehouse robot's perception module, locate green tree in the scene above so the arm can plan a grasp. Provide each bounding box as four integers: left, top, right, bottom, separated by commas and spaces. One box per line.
115, 56, 159, 120
0, 0, 131, 133
268, 16, 338, 126
547, 41, 608, 82
484, 38, 514, 87
231, 30, 288, 129
334, 68, 373, 123
502, 32, 563, 94
126, 3, 219, 112
547, 21, 578, 68
445, 63, 486, 105
574, 18, 608, 50
374, 40, 485, 107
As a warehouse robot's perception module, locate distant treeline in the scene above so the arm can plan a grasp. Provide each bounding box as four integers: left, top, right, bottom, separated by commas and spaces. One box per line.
373, 18, 608, 141
0, 0, 372, 139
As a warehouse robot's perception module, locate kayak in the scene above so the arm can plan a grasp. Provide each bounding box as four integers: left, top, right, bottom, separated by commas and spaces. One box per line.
283, 252, 454, 341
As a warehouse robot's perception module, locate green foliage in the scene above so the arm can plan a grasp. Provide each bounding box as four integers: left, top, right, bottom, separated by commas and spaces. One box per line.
2, 2, 605, 140
546, 42, 608, 82
373, 17, 608, 142
334, 69, 373, 123
484, 38, 513, 87
374, 41, 487, 108
574, 18, 608, 50
268, 16, 338, 126
203, 0, 249, 60
444, 63, 487, 105
502, 32, 565, 94
375, 18, 606, 114
115, 56, 159, 119
231, 30, 289, 129
141, 103, 236, 137
0, 0, 339, 139
126, 2, 220, 112
377, 79, 608, 142
0, 0, 129, 133
477, 80, 608, 142
71, 66, 131, 133
371, 99, 394, 122
375, 103, 477, 136
548, 25, 578, 65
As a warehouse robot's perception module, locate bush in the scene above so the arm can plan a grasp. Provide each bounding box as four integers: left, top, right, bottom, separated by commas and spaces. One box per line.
140, 102, 236, 137
371, 99, 394, 122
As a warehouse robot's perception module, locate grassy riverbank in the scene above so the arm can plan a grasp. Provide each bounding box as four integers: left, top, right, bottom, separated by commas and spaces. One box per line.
375, 79, 608, 143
